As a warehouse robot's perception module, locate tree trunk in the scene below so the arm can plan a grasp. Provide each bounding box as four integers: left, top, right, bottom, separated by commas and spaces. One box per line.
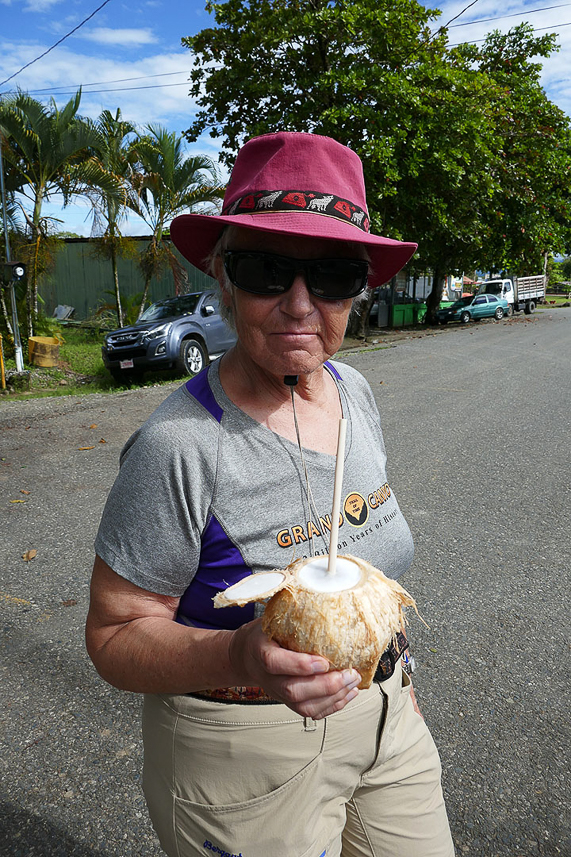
27, 192, 45, 336
424, 267, 444, 325
346, 290, 375, 339
138, 276, 151, 320
111, 244, 123, 328
0, 287, 14, 339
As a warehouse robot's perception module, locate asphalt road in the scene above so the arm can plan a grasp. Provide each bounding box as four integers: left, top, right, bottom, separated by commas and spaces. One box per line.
1, 308, 569, 857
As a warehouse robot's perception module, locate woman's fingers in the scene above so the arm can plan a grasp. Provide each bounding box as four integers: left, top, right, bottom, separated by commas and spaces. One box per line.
229, 619, 362, 718
258, 635, 331, 676
276, 669, 362, 719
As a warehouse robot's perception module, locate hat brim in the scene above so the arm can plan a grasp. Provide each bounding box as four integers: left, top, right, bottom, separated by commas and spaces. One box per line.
170, 212, 417, 289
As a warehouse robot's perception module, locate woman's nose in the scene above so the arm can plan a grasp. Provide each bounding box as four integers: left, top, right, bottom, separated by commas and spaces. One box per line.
281, 272, 314, 315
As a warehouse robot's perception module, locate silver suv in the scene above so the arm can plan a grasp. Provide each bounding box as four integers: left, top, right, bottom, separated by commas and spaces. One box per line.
102, 291, 236, 384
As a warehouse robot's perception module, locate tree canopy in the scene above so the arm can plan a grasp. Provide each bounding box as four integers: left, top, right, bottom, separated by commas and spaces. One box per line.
128, 124, 224, 315
182, 0, 571, 318
0, 89, 122, 334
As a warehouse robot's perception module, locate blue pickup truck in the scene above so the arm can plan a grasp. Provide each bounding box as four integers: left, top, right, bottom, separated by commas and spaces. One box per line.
102, 291, 236, 384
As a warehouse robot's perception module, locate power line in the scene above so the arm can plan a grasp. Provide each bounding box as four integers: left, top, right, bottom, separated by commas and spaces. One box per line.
16, 70, 192, 96
428, 0, 482, 43
40, 80, 193, 96
447, 2, 571, 28
448, 19, 571, 46
0, 0, 113, 88
441, 0, 482, 31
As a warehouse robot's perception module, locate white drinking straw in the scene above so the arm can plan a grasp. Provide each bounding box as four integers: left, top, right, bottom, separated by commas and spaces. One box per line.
327, 418, 347, 575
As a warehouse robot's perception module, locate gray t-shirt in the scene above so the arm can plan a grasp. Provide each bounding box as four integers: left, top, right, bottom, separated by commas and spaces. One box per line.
94, 359, 414, 630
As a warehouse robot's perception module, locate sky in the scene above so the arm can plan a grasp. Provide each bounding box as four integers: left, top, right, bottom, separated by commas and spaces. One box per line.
1, 0, 570, 236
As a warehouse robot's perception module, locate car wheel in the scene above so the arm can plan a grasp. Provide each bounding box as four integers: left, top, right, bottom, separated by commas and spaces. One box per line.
524, 301, 536, 315
177, 338, 208, 376
494, 307, 505, 320
507, 305, 514, 317
460, 311, 471, 324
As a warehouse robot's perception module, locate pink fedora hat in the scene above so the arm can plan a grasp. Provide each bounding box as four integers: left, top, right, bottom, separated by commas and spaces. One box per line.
170, 132, 417, 288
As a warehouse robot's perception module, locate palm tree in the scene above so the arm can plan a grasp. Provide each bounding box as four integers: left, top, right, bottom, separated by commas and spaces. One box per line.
0, 136, 24, 341
129, 125, 224, 318
89, 108, 138, 327
0, 89, 122, 335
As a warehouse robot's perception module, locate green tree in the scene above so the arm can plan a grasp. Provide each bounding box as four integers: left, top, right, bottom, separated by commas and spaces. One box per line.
561, 257, 571, 279
129, 125, 224, 317
0, 89, 122, 335
89, 108, 138, 327
459, 24, 571, 277
182, 1, 571, 324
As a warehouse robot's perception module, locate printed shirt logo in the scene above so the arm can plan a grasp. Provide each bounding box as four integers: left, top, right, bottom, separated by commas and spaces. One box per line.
275, 482, 392, 549
343, 492, 369, 527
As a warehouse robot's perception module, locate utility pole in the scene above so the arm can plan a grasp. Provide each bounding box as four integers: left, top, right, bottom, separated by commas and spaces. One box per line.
0, 129, 25, 372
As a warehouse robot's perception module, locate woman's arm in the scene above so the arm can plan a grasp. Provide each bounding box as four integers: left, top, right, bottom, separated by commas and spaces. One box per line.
85, 556, 362, 719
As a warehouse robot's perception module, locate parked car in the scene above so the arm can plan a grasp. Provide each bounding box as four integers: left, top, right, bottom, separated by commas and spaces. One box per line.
436, 293, 510, 325
102, 291, 236, 383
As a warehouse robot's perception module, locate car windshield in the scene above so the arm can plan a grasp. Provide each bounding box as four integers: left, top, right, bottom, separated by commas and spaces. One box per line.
139, 294, 200, 321
451, 296, 474, 308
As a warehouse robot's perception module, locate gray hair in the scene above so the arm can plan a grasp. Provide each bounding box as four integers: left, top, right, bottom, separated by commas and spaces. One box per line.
205, 226, 239, 328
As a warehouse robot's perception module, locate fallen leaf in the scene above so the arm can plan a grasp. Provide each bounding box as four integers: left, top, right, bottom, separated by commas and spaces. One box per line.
78, 446, 95, 451
10, 499, 25, 504
61, 599, 78, 607
20, 490, 30, 495
98, 438, 106, 444
89, 424, 97, 429
22, 549, 37, 562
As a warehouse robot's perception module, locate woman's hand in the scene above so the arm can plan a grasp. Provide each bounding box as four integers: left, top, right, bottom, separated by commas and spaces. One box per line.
229, 619, 361, 719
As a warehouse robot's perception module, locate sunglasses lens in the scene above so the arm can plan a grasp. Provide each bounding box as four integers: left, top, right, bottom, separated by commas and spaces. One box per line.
225, 253, 290, 295
308, 260, 368, 299
224, 252, 367, 299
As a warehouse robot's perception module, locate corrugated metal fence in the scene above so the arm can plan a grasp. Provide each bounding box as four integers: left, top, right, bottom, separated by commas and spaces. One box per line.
39, 236, 215, 320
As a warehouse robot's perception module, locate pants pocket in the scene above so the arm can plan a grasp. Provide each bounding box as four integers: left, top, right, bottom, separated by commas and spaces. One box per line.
142, 694, 327, 857
174, 752, 325, 857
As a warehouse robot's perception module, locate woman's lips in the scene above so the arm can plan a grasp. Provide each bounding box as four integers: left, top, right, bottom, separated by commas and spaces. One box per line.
272, 330, 318, 338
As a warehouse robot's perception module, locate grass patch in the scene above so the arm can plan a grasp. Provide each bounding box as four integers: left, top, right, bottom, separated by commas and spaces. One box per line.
1, 326, 178, 400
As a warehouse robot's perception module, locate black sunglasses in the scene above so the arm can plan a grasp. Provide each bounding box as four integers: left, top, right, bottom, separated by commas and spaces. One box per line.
223, 250, 368, 301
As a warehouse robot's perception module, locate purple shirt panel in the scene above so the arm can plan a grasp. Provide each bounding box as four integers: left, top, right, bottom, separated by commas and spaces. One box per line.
324, 360, 342, 380
176, 514, 255, 630
185, 368, 223, 422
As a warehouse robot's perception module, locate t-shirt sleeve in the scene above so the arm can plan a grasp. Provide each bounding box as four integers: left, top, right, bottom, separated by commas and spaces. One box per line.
94, 404, 218, 597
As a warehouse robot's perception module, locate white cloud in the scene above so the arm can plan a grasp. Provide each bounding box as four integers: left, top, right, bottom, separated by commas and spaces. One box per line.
80, 27, 157, 46
0, 42, 196, 126
22, 0, 64, 12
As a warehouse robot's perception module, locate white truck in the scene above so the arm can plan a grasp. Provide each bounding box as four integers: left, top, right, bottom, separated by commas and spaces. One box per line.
476, 275, 546, 315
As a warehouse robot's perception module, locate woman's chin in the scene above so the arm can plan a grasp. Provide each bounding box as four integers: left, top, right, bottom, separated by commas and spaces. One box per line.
265, 350, 329, 379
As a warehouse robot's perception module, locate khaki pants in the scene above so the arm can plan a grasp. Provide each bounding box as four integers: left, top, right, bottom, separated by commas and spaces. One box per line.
142, 668, 454, 857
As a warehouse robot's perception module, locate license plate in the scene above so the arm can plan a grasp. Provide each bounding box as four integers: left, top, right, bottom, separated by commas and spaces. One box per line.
120, 359, 134, 369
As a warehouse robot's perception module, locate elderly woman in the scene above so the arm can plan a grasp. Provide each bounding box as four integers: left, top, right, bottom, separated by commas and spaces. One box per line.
86, 132, 454, 857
